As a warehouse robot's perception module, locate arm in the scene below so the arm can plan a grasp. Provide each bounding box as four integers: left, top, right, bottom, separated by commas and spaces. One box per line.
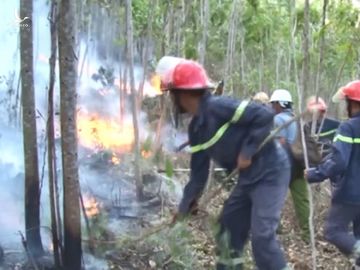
273, 114, 287, 145
178, 150, 210, 214
307, 123, 353, 183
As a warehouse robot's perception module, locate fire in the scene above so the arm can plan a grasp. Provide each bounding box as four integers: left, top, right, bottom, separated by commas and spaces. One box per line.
83, 194, 100, 217
150, 75, 162, 95
111, 153, 121, 165
141, 150, 152, 159
114, 75, 162, 97
143, 75, 163, 97
77, 112, 134, 153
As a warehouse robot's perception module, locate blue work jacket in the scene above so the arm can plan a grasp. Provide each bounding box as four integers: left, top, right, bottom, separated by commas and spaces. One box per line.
307, 112, 360, 204
315, 117, 340, 142
179, 93, 289, 213
274, 109, 298, 145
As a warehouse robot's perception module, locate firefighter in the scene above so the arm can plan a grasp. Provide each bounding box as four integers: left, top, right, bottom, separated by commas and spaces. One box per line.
158, 58, 292, 270
306, 96, 340, 156
253, 91, 270, 104
270, 89, 310, 242
305, 80, 360, 269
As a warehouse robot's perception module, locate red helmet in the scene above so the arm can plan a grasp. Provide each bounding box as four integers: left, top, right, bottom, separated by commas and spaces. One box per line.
170, 60, 213, 90
333, 80, 360, 103
307, 96, 327, 112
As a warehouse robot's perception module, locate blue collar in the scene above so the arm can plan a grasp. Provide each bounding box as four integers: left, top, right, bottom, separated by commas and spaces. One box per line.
352, 111, 360, 119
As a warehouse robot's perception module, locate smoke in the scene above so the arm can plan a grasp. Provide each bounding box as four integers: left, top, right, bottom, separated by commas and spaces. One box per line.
0, 0, 173, 265
0, 125, 24, 247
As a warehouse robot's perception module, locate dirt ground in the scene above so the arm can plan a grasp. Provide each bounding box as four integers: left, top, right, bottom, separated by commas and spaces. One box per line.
0, 180, 355, 270
106, 181, 355, 270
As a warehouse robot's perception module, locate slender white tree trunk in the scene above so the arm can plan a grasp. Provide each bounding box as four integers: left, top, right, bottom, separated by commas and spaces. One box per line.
290, 1, 317, 269
126, 0, 143, 200
198, 0, 209, 64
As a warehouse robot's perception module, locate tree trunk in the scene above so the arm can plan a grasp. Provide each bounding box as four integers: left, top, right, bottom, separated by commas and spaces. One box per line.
198, 0, 209, 65
224, 0, 239, 94
312, 0, 328, 136
302, 0, 311, 104
290, 1, 317, 269
20, 0, 44, 258
126, 0, 144, 200
58, 0, 82, 268
47, 0, 62, 267
138, 0, 155, 102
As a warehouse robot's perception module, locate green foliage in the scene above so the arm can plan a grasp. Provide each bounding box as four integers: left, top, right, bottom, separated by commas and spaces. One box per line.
148, 221, 200, 269
165, 156, 174, 179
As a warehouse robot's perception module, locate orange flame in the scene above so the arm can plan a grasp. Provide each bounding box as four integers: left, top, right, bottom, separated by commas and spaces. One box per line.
114, 75, 162, 97
77, 112, 134, 153
143, 75, 162, 97
111, 153, 121, 165
83, 194, 100, 217
141, 150, 152, 159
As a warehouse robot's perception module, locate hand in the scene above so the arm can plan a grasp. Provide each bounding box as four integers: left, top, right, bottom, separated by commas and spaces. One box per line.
279, 137, 286, 145
304, 169, 308, 180
237, 155, 252, 170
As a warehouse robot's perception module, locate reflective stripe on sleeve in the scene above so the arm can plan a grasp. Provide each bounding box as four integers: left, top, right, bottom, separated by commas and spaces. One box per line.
190, 100, 250, 153
333, 134, 360, 143
319, 129, 336, 137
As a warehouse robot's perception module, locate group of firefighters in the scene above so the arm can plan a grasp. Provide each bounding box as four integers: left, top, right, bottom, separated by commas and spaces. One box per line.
156, 56, 360, 270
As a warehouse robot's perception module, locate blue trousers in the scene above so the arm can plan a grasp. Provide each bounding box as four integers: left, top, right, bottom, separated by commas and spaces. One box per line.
324, 202, 360, 257
216, 166, 290, 270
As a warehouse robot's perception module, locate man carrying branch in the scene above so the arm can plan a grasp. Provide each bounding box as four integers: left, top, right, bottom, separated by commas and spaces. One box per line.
305, 80, 360, 270
306, 96, 340, 157
156, 57, 292, 270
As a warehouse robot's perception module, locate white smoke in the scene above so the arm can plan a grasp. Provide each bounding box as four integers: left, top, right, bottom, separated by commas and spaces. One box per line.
0, 0, 163, 265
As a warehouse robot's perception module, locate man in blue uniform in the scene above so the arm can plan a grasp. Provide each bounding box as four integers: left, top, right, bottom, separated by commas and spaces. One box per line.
157, 57, 292, 270
305, 80, 360, 269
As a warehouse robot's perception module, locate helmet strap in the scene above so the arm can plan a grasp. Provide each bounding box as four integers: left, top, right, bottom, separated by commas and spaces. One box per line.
171, 92, 186, 128
346, 98, 354, 118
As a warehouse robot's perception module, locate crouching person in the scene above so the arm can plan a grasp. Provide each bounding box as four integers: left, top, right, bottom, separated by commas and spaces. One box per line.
305, 80, 360, 269
157, 57, 292, 270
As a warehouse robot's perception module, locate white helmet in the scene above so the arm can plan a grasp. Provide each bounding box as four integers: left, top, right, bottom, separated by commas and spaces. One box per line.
270, 89, 293, 103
